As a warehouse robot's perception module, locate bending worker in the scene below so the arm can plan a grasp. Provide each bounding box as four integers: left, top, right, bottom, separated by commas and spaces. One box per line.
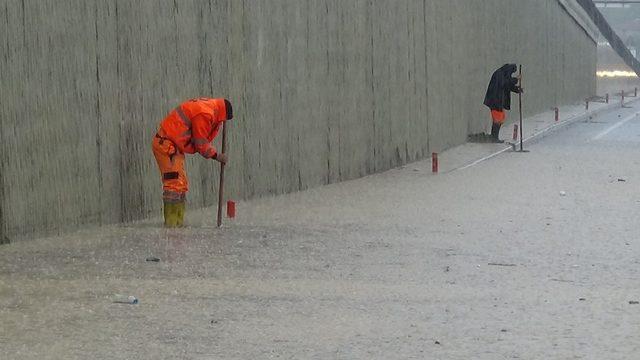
152, 97, 233, 227
483, 64, 522, 143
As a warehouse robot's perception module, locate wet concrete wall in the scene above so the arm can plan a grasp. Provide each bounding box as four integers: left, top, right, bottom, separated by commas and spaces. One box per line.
0, 0, 597, 239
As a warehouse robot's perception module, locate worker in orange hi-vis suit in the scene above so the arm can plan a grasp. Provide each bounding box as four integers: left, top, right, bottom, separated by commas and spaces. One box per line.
152, 98, 233, 227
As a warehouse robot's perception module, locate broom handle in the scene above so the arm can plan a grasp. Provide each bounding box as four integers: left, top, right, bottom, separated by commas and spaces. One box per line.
518, 65, 524, 151
216, 122, 227, 228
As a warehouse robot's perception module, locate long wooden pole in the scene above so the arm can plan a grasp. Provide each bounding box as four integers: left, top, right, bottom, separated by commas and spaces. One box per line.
518, 65, 524, 152
217, 122, 227, 228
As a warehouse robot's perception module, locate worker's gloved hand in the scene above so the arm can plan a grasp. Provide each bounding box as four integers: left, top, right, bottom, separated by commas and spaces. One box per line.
214, 153, 228, 165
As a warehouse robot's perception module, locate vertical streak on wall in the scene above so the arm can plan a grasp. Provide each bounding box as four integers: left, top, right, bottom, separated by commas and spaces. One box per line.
424, 0, 445, 152
0, 2, 6, 242
421, 0, 430, 156
0, 1, 20, 240
0, 104, 4, 242
117, 0, 139, 222
0, 122, 4, 242
96, 0, 121, 225
191, 0, 229, 208
228, 0, 248, 198
367, 0, 376, 173
545, 0, 554, 107
94, 2, 102, 224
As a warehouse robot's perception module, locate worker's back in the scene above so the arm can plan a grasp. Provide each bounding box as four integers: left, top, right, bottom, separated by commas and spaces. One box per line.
159, 98, 226, 154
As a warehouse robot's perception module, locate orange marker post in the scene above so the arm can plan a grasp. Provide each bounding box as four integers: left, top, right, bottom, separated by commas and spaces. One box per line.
432, 152, 438, 174
226, 200, 236, 218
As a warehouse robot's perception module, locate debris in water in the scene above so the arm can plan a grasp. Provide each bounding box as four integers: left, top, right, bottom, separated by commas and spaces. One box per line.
629, 301, 639, 305
618, 178, 626, 182
488, 263, 517, 267
559, 191, 567, 196
579, 298, 586, 301
113, 295, 138, 304
146, 257, 160, 262
434, 340, 441, 345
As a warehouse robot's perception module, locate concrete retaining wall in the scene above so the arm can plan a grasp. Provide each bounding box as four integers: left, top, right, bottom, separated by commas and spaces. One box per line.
0, 0, 596, 240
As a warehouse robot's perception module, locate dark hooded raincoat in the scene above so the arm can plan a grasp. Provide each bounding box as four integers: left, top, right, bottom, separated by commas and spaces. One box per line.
483, 64, 520, 111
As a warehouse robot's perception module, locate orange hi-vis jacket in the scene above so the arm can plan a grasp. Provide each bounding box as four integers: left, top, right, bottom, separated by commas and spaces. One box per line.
158, 98, 228, 159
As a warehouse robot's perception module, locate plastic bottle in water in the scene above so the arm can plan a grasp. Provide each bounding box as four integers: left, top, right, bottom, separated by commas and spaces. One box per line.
113, 295, 138, 304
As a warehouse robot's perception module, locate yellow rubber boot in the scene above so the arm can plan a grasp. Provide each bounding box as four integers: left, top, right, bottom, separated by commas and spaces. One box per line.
163, 200, 185, 228
174, 201, 185, 227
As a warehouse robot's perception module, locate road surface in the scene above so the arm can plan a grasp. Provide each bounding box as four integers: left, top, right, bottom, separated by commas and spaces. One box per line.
2, 103, 640, 359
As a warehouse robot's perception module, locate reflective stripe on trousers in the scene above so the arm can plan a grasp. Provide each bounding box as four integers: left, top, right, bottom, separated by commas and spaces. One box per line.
152, 135, 189, 199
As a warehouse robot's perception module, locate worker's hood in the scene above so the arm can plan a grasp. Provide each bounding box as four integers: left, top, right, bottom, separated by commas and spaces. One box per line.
223, 99, 233, 120
208, 98, 233, 121
499, 63, 517, 75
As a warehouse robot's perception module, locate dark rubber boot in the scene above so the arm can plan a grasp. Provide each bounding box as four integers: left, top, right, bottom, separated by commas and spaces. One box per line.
491, 123, 504, 143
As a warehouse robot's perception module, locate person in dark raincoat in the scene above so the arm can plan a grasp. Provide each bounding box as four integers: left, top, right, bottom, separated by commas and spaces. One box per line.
483, 64, 523, 143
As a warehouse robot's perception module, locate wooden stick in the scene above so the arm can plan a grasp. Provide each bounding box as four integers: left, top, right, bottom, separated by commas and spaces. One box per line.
217, 121, 227, 228
518, 65, 524, 152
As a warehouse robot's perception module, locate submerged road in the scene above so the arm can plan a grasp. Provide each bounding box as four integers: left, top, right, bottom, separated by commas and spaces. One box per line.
2, 103, 640, 359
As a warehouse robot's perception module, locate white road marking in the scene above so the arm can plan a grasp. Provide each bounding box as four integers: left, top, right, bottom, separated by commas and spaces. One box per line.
592, 112, 640, 140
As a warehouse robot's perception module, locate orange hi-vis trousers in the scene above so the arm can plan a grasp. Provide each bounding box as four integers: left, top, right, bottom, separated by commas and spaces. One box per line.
491, 109, 506, 125
152, 133, 188, 203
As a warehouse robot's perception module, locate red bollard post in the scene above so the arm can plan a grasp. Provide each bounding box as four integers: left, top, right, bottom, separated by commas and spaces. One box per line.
554, 107, 559, 122
606, 93, 609, 103
226, 200, 236, 218
513, 124, 518, 141
432, 152, 438, 174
